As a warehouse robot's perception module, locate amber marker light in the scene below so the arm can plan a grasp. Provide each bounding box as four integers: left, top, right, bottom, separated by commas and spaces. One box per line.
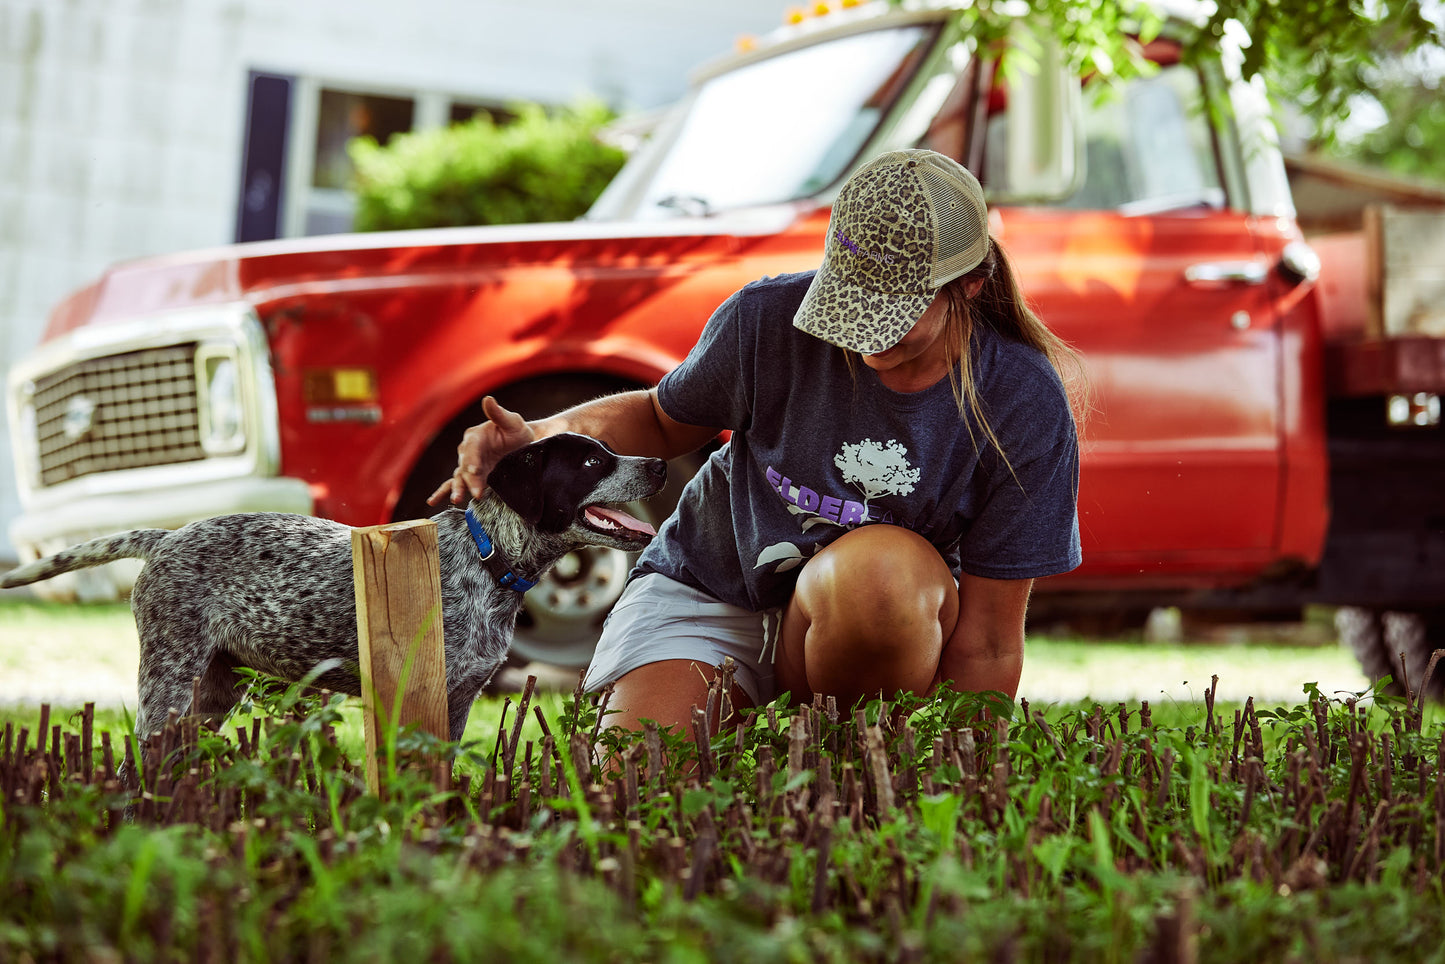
303, 368, 379, 404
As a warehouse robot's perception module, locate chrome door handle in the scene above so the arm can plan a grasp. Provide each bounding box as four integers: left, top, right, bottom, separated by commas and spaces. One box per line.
1184, 261, 1269, 285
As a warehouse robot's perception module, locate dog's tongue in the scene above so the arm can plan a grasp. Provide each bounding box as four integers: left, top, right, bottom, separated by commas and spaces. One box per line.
585, 506, 656, 537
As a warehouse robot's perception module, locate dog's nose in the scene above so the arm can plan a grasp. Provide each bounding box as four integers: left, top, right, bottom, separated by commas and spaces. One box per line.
646, 458, 667, 483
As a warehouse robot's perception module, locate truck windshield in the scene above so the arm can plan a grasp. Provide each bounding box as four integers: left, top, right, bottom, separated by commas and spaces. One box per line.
588, 24, 937, 220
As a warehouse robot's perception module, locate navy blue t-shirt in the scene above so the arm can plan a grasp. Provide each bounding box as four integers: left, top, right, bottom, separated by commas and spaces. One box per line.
634, 271, 1081, 612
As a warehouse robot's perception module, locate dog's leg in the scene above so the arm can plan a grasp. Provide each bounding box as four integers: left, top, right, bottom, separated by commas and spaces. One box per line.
126, 648, 209, 817
195, 651, 247, 728
447, 693, 473, 743
132, 610, 215, 760
134, 660, 199, 743
130, 589, 212, 735
447, 674, 496, 742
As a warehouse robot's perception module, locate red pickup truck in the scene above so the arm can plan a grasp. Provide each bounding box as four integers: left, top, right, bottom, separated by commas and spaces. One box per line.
7, 3, 1443, 692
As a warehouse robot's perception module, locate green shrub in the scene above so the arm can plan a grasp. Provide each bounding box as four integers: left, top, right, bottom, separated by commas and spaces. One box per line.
348, 100, 627, 231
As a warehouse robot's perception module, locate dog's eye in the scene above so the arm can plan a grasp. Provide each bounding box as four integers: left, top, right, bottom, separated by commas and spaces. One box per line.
584, 456, 602, 468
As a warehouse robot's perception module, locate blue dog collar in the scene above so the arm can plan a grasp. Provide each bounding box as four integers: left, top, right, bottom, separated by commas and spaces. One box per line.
465, 506, 537, 593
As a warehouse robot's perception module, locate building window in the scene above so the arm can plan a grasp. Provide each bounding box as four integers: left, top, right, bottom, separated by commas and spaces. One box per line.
302, 90, 416, 235
265, 79, 522, 240
313, 90, 416, 190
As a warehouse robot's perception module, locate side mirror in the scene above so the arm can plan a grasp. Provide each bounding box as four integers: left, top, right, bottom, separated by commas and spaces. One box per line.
992, 27, 1083, 202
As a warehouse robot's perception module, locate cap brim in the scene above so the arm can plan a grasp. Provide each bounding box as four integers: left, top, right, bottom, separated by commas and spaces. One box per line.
792, 265, 935, 355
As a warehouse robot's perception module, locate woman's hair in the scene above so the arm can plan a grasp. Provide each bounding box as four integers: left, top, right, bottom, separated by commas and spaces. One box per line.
837, 233, 1087, 477
941, 237, 1087, 478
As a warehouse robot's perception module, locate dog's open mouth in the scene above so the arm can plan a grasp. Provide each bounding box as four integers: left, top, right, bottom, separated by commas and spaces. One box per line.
581, 505, 657, 540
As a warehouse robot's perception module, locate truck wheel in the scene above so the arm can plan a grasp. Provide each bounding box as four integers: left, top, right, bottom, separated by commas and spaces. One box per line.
393, 374, 708, 670
1335, 606, 1445, 701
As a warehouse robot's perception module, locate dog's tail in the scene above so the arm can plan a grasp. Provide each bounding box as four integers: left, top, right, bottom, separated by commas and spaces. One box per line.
0, 529, 170, 589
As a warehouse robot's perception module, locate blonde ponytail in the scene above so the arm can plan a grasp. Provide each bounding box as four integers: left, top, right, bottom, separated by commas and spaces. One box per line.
942, 238, 1088, 480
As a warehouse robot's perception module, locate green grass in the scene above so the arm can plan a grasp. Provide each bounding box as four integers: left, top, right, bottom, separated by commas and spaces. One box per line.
0, 596, 1371, 710
0, 593, 1376, 765
0, 597, 138, 666
1017, 632, 1369, 706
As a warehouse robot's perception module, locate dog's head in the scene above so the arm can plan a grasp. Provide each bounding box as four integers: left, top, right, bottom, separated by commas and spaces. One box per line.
485, 433, 668, 550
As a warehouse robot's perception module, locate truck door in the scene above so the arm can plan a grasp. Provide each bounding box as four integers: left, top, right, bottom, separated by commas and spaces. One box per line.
978, 55, 1285, 584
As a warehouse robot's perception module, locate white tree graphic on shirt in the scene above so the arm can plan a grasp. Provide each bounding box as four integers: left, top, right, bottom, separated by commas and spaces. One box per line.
754, 438, 920, 574
834, 438, 919, 505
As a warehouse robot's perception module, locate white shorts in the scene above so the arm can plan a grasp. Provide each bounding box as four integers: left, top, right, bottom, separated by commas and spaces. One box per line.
582, 573, 781, 706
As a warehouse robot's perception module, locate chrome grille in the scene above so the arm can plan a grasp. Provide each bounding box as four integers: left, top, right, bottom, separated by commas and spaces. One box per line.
32, 344, 205, 486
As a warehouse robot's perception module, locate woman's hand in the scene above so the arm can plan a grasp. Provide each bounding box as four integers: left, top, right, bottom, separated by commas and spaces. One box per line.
427, 396, 536, 506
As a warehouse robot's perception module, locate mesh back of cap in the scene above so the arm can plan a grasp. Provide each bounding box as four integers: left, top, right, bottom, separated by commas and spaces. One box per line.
915, 159, 988, 287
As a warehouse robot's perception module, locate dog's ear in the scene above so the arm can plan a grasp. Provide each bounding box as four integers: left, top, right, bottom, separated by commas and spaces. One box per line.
486, 444, 548, 528
488, 434, 613, 533
487, 437, 588, 533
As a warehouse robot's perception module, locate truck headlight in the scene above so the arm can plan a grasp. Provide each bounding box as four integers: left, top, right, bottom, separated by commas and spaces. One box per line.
196, 347, 247, 455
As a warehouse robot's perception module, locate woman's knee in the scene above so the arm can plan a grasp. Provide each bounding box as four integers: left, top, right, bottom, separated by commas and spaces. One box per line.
794, 525, 958, 635
777, 526, 958, 703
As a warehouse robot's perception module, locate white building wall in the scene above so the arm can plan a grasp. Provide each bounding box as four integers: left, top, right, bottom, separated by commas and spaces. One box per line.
0, 0, 785, 562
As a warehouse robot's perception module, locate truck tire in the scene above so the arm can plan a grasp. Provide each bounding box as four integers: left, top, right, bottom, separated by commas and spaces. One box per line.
1335, 606, 1445, 701
393, 374, 707, 670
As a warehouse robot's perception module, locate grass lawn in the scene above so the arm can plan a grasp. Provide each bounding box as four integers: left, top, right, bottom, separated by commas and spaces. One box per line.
0, 593, 1398, 789
0, 595, 1370, 713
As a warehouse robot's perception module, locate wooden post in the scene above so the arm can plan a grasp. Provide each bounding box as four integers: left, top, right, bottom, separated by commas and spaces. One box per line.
352, 519, 449, 794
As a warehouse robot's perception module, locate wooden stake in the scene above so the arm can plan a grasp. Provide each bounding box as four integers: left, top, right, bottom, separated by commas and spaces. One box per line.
352, 519, 449, 794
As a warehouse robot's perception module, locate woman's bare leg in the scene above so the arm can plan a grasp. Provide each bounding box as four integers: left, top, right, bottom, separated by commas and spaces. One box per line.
597, 659, 751, 774
775, 525, 959, 707
603, 659, 751, 734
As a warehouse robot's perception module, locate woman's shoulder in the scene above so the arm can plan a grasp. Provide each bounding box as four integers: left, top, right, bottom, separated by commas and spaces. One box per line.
720, 271, 829, 350
734, 270, 817, 313
976, 325, 1068, 395
972, 326, 1077, 444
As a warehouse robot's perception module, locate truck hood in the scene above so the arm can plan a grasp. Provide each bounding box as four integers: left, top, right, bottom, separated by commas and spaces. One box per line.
41, 203, 814, 342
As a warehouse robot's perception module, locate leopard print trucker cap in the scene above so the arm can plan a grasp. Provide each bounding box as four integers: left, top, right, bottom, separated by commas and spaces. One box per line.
793, 149, 989, 355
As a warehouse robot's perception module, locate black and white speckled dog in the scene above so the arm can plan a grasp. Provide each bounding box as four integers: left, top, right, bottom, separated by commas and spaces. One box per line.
2, 433, 666, 744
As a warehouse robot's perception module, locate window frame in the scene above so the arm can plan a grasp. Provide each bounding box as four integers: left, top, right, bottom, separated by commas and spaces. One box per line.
280, 77, 518, 238
975, 38, 1242, 214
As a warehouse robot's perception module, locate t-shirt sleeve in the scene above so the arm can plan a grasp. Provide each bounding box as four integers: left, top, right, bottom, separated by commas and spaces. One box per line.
957, 427, 1082, 581
655, 287, 754, 431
